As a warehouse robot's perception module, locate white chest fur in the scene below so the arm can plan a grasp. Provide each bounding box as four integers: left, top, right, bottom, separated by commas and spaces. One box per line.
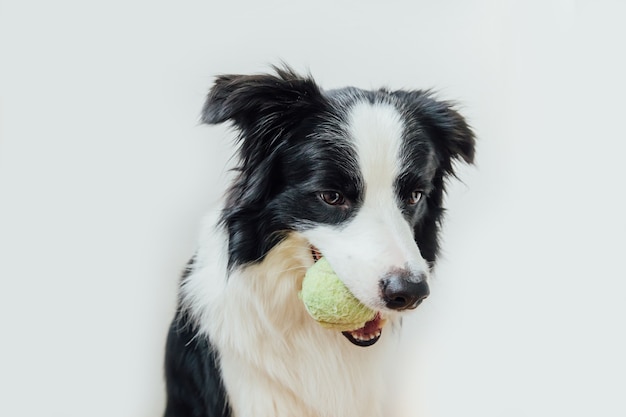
182, 222, 401, 417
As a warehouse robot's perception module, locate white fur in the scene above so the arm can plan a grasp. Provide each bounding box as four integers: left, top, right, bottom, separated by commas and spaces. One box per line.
181, 102, 425, 417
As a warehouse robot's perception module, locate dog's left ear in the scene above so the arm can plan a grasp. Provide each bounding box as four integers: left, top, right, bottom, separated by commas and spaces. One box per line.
427, 101, 475, 169
395, 91, 475, 172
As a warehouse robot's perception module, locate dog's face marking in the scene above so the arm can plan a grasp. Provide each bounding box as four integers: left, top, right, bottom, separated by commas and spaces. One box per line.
301, 101, 432, 312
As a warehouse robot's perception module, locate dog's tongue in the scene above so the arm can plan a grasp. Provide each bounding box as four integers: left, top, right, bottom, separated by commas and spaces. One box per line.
361, 315, 382, 333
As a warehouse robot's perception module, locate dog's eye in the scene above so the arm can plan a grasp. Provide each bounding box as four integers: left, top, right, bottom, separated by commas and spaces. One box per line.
407, 191, 423, 205
319, 191, 346, 206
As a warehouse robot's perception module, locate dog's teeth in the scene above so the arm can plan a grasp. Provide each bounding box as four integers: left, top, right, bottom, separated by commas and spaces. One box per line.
347, 327, 382, 344
351, 332, 380, 341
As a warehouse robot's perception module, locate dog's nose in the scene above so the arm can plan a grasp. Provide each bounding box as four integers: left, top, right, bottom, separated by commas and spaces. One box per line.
381, 273, 430, 311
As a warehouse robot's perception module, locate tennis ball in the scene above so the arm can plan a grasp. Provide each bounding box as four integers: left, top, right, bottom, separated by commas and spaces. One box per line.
299, 257, 376, 331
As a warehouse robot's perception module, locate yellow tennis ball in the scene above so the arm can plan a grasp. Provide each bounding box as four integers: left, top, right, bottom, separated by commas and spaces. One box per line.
299, 257, 376, 331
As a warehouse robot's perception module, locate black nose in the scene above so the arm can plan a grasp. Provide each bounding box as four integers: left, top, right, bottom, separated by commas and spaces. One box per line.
381, 273, 430, 311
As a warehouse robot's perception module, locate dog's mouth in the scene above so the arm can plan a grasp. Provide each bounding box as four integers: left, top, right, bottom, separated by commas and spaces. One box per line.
310, 246, 385, 347
341, 312, 385, 347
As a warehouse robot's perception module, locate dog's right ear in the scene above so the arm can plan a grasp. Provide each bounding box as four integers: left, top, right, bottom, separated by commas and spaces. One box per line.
201, 66, 325, 134
201, 66, 327, 171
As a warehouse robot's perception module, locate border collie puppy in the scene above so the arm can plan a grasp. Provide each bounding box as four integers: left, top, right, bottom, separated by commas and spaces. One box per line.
164, 66, 475, 417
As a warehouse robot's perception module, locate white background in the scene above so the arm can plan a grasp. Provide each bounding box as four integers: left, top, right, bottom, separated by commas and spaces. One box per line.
1, 1, 625, 416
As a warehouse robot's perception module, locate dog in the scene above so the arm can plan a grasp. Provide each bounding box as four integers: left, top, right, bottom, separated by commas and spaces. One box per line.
163, 66, 475, 417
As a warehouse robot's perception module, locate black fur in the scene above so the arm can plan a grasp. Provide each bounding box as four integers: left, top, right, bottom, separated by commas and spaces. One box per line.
203, 68, 364, 268
393, 91, 475, 265
164, 311, 231, 417
201, 67, 474, 268
164, 259, 231, 417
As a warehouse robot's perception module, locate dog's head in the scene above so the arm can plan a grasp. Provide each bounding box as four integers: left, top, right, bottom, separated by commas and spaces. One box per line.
202, 66, 474, 346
